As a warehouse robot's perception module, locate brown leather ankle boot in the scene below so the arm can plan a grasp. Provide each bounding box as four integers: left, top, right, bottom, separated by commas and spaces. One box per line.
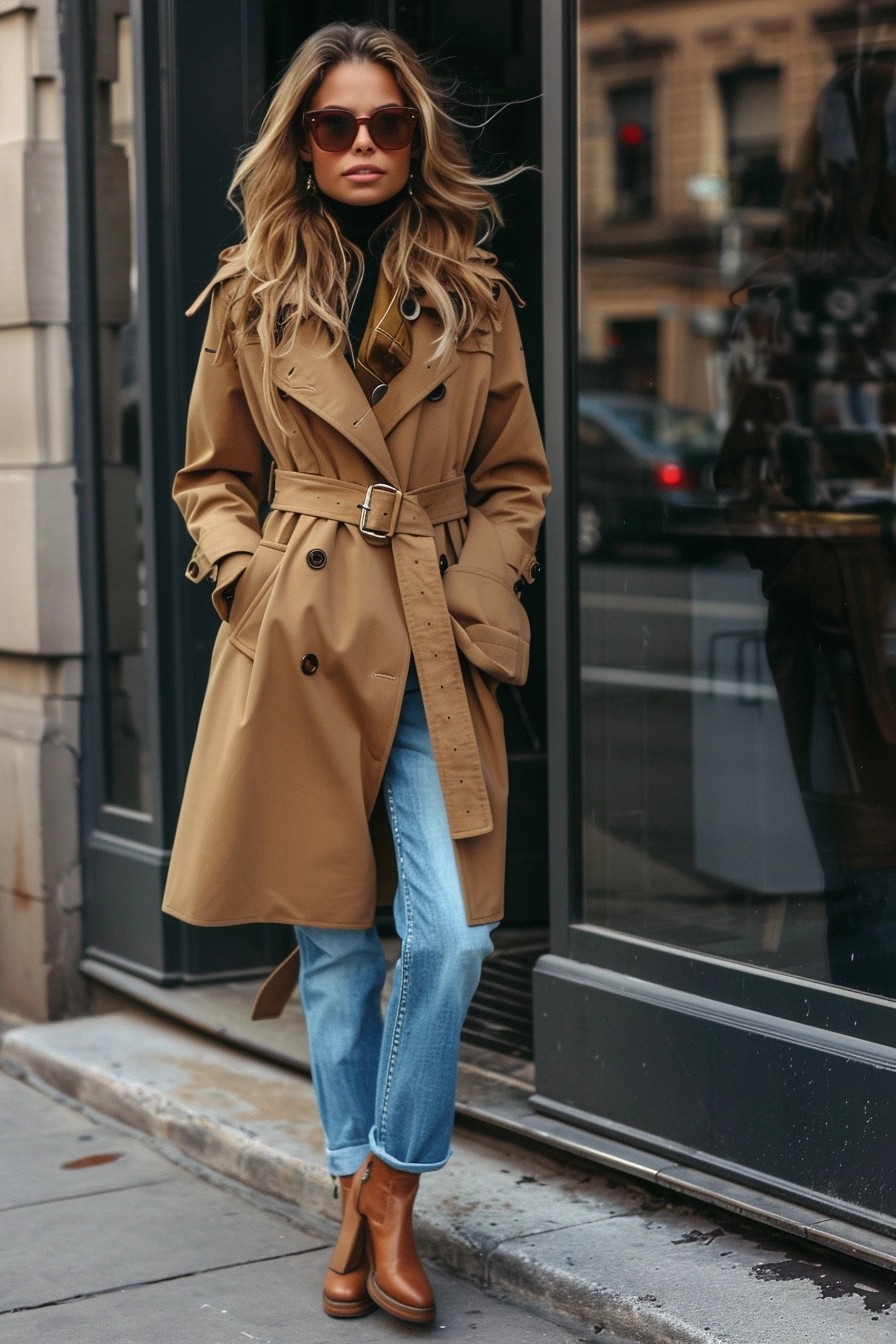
322, 1170, 375, 1318
356, 1155, 435, 1325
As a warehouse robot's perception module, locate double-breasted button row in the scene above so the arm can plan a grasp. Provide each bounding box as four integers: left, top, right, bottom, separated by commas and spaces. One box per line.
301, 653, 319, 676
306, 549, 327, 569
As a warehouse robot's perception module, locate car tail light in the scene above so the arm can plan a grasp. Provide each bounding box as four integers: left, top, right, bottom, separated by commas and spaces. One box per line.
653, 461, 695, 490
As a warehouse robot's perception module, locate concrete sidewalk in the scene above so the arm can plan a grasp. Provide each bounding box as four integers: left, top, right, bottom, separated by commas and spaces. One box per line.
0, 1066, 609, 1344
2, 1010, 895, 1343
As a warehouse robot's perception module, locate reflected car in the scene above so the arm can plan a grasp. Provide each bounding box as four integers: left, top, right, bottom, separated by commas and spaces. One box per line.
577, 392, 724, 558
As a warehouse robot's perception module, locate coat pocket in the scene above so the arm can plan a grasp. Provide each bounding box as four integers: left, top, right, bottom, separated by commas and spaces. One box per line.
228, 540, 287, 660
442, 510, 531, 685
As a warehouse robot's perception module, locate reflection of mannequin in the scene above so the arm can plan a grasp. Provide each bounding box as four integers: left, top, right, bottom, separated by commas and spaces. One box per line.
716, 62, 896, 995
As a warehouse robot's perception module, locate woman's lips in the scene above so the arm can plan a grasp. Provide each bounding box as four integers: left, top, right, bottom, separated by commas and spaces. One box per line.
345, 168, 384, 180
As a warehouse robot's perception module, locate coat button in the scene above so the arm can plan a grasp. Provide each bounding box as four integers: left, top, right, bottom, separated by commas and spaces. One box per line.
306, 549, 327, 570
371, 383, 388, 405
400, 294, 421, 320
187, 561, 200, 578
426, 383, 446, 402
301, 653, 319, 676
514, 579, 525, 597
531, 560, 542, 579
439, 554, 448, 575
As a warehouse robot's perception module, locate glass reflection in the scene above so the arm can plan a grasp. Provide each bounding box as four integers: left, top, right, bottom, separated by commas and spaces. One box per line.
578, 2, 896, 996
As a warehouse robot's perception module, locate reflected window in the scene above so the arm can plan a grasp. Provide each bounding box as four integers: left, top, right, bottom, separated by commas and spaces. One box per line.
610, 83, 653, 220
719, 66, 785, 209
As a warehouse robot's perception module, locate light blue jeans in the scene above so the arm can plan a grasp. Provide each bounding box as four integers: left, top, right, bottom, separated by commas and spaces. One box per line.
295, 664, 497, 1175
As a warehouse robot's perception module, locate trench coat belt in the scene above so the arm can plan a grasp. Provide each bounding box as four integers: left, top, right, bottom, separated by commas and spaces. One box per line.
268, 468, 468, 537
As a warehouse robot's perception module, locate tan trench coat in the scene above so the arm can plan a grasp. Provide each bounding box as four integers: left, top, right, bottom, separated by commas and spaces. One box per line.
161, 246, 550, 948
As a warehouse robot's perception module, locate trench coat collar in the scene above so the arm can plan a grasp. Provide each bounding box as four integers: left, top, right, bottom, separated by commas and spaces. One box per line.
190, 246, 463, 483
270, 307, 460, 483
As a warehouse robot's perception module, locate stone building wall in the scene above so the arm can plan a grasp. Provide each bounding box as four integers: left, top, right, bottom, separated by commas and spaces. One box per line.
0, 0, 86, 1020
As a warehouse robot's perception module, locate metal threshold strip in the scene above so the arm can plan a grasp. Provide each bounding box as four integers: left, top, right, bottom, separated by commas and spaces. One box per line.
81, 953, 896, 1275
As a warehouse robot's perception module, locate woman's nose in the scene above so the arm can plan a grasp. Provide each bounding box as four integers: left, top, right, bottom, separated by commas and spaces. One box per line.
352, 121, 374, 151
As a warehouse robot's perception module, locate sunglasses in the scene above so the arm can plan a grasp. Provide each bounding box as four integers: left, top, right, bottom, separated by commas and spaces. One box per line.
303, 105, 418, 153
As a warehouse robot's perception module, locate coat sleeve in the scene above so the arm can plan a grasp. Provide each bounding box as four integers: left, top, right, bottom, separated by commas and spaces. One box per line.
463, 283, 551, 582
173, 283, 265, 596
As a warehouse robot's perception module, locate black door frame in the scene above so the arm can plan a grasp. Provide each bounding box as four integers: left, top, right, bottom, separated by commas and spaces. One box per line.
75, 0, 547, 984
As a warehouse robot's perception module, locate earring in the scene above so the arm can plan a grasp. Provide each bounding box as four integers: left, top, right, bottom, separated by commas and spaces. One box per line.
407, 170, 415, 198
305, 170, 317, 196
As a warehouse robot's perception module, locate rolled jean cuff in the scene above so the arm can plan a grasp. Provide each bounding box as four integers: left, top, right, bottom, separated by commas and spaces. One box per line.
327, 1141, 372, 1177
369, 1127, 452, 1174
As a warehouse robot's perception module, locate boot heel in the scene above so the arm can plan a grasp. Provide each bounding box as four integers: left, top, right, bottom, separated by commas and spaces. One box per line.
322, 1168, 375, 1318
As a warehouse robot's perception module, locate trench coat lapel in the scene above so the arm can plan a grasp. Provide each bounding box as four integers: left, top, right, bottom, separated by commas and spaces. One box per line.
372, 308, 460, 442
269, 324, 399, 485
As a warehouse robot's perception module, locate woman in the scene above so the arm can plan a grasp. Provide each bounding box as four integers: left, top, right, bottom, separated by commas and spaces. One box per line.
161, 21, 549, 1327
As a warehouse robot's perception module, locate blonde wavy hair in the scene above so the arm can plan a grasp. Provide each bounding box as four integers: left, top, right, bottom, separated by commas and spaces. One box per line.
227, 22, 519, 422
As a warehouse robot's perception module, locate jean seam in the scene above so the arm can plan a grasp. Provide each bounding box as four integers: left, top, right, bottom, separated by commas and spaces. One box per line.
378, 778, 414, 1152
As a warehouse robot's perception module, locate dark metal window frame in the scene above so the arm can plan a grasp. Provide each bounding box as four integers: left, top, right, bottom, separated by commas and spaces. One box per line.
533, 0, 896, 1266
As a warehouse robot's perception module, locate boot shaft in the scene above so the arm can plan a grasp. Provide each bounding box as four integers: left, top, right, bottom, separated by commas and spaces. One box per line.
357, 1155, 421, 1230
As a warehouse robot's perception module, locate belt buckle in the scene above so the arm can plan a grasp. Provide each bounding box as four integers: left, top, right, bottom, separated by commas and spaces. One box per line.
359, 483, 401, 543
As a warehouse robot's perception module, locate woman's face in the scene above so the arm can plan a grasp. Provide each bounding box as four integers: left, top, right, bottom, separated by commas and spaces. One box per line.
302, 60, 413, 206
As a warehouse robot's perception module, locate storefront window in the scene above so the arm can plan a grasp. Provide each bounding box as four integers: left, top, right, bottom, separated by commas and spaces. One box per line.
577, 0, 896, 999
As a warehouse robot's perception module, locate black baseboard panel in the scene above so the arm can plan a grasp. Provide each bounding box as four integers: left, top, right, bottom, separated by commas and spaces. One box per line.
532, 953, 896, 1233
84, 831, 294, 983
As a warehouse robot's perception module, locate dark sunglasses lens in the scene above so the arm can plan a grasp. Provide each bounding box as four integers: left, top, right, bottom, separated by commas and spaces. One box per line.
369, 108, 415, 149
312, 111, 357, 151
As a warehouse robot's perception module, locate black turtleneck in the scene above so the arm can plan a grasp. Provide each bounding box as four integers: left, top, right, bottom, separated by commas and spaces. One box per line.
319, 190, 405, 353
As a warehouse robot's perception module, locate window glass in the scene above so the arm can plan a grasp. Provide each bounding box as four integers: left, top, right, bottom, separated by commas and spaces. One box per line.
577, 0, 896, 998
98, 9, 153, 815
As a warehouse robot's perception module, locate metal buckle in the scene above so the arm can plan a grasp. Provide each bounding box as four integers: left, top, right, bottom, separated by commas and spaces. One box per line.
358, 483, 401, 543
